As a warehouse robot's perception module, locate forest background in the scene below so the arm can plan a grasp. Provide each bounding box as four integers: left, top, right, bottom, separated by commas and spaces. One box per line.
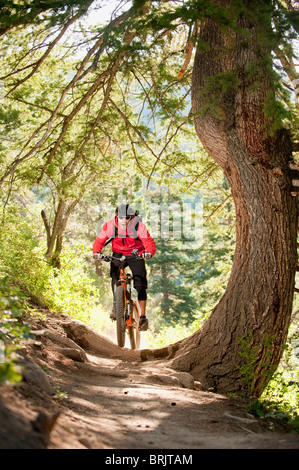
0, 0, 298, 429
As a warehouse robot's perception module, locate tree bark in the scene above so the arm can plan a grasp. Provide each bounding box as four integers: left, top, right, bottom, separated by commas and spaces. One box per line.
44, 200, 66, 260
42, 199, 70, 268
169, 2, 298, 396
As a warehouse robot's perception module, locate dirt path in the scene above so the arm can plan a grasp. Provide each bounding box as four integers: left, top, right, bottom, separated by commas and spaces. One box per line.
1, 311, 299, 450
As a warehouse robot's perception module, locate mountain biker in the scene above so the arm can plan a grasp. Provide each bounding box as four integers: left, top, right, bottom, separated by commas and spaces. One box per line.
93, 204, 156, 331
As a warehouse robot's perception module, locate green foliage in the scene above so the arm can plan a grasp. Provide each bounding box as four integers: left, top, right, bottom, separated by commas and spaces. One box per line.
0, 0, 92, 33
143, 190, 200, 329
146, 323, 192, 349
189, 232, 234, 322
0, 193, 100, 382
249, 398, 299, 432
0, 203, 98, 322
235, 325, 299, 427
237, 331, 279, 397
196, 72, 240, 120
256, 322, 299, 431
46, 242, 98, 321
237, 330, 260, 396
0, 278, 31, 384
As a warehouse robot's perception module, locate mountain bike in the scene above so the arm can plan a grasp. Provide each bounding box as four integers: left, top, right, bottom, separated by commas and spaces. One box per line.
101, 253, 143, 349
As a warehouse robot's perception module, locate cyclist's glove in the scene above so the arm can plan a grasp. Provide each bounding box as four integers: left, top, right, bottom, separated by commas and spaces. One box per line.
142, 252, 152, 259
93, 253, 109, 261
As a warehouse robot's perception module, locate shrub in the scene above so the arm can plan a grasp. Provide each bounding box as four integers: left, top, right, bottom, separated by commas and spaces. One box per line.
0, 210, 98, 322
0, 278, 31, 384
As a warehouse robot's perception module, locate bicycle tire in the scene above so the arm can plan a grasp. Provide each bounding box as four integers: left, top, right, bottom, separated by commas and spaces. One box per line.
133, 303, 141, 349
128, 325, 136, 350
128, 303, 136, 350
115, 285, 126, 348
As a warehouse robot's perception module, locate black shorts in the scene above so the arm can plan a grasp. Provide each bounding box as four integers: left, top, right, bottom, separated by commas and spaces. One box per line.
110, 253, 148, 300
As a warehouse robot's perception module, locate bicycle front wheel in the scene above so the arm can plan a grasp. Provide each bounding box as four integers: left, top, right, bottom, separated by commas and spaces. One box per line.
133, 303, 141, 350
128, 325, 136, 350
114, 285, 126, 348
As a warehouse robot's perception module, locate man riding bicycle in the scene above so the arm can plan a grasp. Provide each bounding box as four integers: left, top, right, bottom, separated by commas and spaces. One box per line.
93, 204, 156, 331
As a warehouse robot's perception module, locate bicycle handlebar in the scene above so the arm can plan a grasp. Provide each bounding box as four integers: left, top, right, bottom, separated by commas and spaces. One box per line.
104, 254, 144, 262
93, 253, 145, 262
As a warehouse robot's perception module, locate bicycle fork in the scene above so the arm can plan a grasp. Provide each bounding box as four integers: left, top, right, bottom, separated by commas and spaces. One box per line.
125, 274, 141, 329
116, 271, 139, 329
125, 274, 133, 327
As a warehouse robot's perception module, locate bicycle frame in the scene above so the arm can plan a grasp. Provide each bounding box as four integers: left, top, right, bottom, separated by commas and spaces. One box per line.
112, 255, 142, 345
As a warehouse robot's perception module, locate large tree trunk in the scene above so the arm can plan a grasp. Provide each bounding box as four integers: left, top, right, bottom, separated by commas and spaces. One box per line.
169, 2, 298, 396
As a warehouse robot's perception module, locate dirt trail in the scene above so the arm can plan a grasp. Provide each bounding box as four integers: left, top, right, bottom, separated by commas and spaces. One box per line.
1, 310, 299, 450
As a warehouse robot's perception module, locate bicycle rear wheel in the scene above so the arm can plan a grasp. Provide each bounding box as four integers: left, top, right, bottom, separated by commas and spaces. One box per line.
114, 285, 126, 348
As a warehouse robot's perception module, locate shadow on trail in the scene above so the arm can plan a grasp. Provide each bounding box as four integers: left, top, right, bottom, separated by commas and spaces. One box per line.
50, 352, 299, 450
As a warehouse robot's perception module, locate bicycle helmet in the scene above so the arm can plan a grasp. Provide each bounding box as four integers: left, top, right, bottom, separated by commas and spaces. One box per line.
115, 203, 136, 218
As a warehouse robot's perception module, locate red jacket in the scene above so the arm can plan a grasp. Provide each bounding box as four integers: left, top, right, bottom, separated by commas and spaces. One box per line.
93, 216, 156, 257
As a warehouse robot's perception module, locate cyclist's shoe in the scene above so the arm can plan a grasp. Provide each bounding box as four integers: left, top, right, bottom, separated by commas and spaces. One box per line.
139, 316, 149, 331
110, 307, 116, 321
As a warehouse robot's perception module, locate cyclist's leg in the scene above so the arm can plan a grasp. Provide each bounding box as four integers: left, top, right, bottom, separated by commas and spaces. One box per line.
128, 257, 147, 301
138, 299, 146, 316
128, 258, 149, 330
110, 252, 123, 287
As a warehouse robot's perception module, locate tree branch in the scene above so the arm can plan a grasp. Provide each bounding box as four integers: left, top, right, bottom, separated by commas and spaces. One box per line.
0, 3, 144, 186
108, 97, 160, 162
41, 209, 51, 249
5, 8, 89, 96
177, 20, 199, 80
